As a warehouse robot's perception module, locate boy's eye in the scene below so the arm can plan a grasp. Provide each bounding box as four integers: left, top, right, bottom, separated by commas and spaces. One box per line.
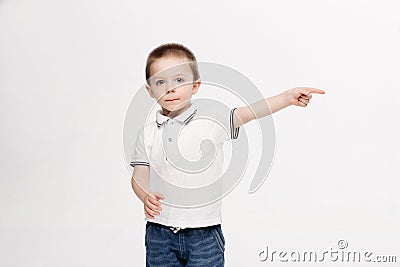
176, 78, 184, 83
155, 80, 164, 86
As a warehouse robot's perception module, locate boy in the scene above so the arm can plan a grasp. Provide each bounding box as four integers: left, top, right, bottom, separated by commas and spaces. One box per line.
130, 43, 325, 266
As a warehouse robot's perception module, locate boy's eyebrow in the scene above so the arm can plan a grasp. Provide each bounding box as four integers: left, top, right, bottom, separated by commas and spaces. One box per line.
151, 73, 188, 80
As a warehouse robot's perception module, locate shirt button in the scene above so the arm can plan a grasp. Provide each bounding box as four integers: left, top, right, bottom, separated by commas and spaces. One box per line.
168, 137, 173, 142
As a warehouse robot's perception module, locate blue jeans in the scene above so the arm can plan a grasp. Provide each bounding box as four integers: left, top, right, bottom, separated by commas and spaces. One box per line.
145, 221, 225, 267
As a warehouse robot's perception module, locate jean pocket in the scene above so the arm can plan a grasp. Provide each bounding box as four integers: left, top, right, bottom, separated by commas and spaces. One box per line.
216, 226, 225, 246
145, 223, 153, 247
211, 226, 225, 252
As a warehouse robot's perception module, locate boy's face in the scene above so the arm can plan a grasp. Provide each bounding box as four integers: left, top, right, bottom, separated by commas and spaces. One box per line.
146, 56, 200, 116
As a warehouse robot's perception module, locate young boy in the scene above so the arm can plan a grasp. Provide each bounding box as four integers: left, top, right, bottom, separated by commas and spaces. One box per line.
130, 43, 325, 266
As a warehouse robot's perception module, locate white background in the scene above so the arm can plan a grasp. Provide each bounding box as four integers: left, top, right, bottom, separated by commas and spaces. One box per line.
1, 0, 399, 266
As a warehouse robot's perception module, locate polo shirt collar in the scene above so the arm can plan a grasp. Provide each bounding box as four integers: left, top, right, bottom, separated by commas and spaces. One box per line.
156, 103, 198, 128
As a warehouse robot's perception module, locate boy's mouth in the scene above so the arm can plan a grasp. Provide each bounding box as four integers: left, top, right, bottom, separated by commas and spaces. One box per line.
166, 98, 180, 102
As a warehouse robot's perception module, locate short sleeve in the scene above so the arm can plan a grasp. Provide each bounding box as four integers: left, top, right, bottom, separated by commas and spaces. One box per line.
130, 127, 150, 167
214, 107, 241, 143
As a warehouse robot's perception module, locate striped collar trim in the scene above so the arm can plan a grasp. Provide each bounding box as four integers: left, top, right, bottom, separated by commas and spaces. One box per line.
156, 104, 198, 128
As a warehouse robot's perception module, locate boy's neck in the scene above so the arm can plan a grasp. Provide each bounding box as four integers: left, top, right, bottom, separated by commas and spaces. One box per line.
162, 102, 192, 118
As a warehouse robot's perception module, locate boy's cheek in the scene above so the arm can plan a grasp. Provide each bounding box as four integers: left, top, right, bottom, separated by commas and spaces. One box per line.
155, 90, 169, 100
153, 93, 166, 102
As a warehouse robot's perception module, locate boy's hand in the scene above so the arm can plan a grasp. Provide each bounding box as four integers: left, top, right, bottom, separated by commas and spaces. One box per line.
143, 192, 164, 219
286, 87, 325, 107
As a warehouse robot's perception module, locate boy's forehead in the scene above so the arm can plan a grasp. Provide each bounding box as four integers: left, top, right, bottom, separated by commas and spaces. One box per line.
150, 57, 193, 78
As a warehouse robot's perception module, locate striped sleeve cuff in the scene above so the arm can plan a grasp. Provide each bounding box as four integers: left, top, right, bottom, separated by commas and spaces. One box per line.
130, 161, 150, 167
230, 108, 240, 139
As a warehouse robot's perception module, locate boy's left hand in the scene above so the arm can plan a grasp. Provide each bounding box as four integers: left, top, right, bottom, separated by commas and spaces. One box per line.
286, 87, 325, 107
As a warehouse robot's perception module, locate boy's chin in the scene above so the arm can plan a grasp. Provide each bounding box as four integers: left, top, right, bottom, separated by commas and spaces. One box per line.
164, 102, 189, 111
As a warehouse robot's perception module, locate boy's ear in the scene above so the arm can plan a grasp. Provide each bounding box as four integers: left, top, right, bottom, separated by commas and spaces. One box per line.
145, 84, 155, 98
192, 80, 201, 95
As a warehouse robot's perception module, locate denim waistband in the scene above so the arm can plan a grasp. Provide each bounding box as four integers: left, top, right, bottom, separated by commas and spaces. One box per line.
147, 221, 221, 233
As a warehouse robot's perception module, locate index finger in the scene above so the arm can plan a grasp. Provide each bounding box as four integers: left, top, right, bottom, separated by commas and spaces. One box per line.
154, 192, 165, 199
148, 196, 161, 207
304, 88, 325, 95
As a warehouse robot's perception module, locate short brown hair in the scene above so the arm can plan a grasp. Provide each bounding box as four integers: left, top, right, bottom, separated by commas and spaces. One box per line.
145, 43, 200, 84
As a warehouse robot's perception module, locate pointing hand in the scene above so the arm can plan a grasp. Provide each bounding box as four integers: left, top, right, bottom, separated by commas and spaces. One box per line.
286, 87, 325, 107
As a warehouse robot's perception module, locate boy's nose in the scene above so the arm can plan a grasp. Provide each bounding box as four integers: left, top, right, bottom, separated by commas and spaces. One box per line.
166, 86, 176, 93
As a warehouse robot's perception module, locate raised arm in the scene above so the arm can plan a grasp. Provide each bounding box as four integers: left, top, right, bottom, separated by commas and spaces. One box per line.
232, 87, 325, 127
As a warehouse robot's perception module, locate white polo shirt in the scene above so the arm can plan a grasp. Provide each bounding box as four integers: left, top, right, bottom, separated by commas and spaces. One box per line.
130, 101, 240, 228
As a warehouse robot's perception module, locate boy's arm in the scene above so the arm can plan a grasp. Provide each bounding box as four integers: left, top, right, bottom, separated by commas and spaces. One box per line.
131, 165, 150, 203
233, 87, 325, 127
131, 165, 164, 219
